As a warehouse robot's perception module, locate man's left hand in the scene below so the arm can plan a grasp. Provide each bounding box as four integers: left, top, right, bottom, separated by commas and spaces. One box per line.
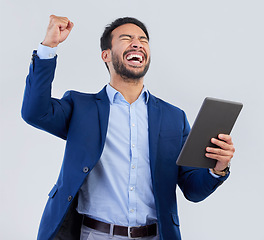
206, 134, 235, 171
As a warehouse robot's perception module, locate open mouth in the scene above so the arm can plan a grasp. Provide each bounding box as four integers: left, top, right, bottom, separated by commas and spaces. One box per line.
124, 52, 146, 66
126, 54, 143, 63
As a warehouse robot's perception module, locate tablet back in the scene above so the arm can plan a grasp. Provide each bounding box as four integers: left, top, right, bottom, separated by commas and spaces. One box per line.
176, 97, 243, 168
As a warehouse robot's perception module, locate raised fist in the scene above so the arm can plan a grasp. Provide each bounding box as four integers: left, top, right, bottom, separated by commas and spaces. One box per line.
42, 15, 74, 48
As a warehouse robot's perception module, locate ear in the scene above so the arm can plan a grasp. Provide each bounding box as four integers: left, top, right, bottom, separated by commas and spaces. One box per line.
101, 49, 111, 63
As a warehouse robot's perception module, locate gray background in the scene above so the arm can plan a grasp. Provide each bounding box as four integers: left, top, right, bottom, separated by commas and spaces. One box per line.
1, 0, 263, 239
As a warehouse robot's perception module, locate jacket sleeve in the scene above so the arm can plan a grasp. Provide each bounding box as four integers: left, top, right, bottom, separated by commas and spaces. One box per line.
21, 52, 73, 140
177, 110, 229, 202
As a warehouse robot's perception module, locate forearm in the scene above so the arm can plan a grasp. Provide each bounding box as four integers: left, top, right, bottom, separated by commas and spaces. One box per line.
178, 167, 229, 202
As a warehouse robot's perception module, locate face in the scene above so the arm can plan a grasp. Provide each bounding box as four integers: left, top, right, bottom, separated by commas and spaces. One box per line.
105, 23, 151, 81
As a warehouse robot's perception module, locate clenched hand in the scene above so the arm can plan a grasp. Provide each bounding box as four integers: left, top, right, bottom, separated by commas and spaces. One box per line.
42, 15, 74, 48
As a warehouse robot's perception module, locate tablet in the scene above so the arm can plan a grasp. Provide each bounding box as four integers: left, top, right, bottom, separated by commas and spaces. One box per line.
176, 97, 243, 169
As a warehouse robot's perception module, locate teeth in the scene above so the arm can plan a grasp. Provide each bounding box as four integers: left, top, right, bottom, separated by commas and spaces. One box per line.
126, 54, 143, 62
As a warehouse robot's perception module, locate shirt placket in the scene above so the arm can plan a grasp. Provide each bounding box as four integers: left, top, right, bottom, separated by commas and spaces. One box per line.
128, 103, 138, 226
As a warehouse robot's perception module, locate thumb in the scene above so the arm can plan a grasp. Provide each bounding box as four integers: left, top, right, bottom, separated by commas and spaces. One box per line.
66, 21, 74, 32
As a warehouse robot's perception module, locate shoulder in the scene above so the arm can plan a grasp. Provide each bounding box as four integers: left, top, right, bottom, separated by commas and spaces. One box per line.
149, 92, 190, 134
63, 86, 107, 101
149, 93, 185, 115
62, 90, 103, 104
63, 90, 96, 98
59, 91, 98, 110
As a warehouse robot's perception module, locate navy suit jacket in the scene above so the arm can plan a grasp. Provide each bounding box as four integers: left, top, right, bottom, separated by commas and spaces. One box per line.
22, 53, 229, 240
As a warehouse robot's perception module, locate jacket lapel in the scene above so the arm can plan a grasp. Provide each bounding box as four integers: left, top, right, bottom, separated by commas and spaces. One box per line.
147, 93, 162, 179
95, 86, 110, 154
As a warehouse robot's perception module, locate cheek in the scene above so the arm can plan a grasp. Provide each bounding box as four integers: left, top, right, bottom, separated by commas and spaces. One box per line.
112, 49, 125, 60
144, 47, 150, 59
113, 42, 129, 52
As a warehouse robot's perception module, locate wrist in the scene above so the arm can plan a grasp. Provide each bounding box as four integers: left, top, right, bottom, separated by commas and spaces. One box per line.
37, 43, 57, 59
42, 40, 58, 48
210, 166, 230, 177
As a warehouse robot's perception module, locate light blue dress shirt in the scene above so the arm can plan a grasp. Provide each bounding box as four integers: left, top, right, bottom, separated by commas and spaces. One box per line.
77, 84, 157, 226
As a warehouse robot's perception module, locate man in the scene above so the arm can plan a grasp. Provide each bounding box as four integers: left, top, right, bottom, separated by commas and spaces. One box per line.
22, 15, 235, 240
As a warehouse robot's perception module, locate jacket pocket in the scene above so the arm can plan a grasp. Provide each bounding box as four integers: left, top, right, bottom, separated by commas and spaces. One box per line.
171, 213, 180, 226
48, 184, 58, 198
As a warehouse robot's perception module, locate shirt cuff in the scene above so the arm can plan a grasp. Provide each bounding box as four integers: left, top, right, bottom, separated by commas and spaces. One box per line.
37, 43, 57, 59
209, 169, 221, 178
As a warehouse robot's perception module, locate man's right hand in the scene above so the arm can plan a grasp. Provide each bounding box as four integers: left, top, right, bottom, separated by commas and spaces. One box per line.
42, 15, 74, 48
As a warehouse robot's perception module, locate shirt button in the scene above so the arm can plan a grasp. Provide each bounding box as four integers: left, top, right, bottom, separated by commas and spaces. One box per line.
132, 123, 135, 127
130, 209, 135, 213
49, 53, 54, 58
130, 186, 134, 191
68, 195, 73, 202
131, 165, 135, 169
132, 144, 135, 148
83, 167, 89, 173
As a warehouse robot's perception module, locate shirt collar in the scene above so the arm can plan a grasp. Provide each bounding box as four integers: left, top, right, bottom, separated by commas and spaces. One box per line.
106, 83, 149, 105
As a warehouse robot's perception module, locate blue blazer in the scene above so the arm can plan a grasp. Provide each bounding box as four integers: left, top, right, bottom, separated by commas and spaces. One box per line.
22, 53, 228, 240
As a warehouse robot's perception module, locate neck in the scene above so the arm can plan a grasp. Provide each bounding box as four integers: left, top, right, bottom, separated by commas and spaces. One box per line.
110, 74, 144, 104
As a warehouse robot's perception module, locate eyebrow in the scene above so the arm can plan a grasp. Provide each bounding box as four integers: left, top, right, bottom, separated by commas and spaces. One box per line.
119, 34, 149, 41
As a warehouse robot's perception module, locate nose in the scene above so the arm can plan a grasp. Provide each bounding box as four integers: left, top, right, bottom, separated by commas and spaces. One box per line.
131, 38, 143, 49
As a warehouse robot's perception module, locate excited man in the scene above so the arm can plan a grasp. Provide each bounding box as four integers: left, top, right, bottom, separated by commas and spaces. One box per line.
22, 15, 235, 240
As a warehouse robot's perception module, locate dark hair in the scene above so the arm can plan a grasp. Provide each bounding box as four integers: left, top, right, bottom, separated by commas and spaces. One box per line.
100, 17, 149, 51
